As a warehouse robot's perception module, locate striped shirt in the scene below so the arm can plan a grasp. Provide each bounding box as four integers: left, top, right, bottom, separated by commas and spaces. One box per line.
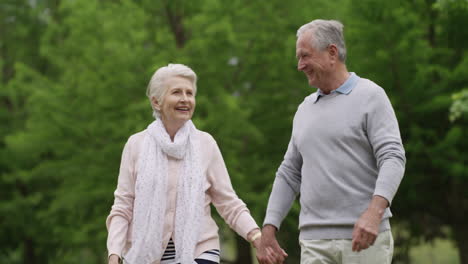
161, 238, 220, 264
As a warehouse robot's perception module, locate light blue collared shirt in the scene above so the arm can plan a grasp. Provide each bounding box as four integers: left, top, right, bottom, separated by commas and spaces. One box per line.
314, 72, 359, 103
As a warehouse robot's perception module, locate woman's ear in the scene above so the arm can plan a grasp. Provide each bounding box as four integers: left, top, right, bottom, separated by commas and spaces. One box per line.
151, 96, 161, 111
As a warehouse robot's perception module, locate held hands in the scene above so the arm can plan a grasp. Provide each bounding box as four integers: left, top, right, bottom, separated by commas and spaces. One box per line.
255, 225, 288, 264
108, 254, 120, 264
351, 196, 388, 252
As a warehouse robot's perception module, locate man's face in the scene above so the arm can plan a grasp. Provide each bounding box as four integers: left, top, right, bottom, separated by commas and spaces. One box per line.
296, 31, 332, 89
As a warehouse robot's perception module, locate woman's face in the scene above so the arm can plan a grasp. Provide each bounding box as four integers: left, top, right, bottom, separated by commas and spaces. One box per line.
153, 76, 196, 127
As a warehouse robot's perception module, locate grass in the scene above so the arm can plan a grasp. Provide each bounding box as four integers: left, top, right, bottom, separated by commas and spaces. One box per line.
410, 238, 460, 264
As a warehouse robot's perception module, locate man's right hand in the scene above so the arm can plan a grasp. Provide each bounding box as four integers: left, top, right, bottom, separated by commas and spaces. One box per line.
108, 254, 120, 264
256, 225, 288, 264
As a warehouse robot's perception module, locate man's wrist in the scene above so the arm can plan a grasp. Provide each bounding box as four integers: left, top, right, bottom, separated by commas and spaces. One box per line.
368, 195, 389, 216
262, 224, 278, 238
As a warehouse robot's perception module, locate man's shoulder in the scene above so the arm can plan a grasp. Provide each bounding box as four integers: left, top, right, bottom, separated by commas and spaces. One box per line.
354, 77, 384, 95
353, 77, 392, 109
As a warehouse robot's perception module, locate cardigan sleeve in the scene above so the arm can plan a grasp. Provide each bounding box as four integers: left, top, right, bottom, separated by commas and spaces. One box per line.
106, 136, 137, 257
206, 136, 259, 240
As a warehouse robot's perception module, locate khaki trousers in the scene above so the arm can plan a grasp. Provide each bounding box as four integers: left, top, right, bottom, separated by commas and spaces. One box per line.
299, 230, 394, 264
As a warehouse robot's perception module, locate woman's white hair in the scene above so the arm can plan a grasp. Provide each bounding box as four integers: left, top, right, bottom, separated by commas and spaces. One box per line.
146, 63, 197, 119
297, 19, 347, 62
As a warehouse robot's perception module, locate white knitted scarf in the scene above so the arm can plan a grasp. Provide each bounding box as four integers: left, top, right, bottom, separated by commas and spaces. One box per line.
124, 119, 204, 264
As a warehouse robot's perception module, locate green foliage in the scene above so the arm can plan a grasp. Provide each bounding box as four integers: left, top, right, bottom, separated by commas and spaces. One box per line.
450, 88, 468, 122
346, 0, 468, 263
1, 0, 467, 263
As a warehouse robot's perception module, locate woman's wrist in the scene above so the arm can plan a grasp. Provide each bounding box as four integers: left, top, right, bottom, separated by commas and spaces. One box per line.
252, 236, 262, 249
247, 228, 262, 243
109, 254, 120, 264
251, 231, 262, 243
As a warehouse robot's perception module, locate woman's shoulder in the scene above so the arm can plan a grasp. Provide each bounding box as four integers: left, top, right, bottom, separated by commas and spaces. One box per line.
194, 129, 223, 166
195, 129, 216, 147
127, 129, 147, 142
124, 129, 148, 152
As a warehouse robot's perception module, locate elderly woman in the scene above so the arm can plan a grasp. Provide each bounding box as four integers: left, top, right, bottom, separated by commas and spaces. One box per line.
106, 64, 262, 264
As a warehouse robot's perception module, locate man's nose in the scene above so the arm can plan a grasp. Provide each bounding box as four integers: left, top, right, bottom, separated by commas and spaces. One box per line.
297, 59, 306, 71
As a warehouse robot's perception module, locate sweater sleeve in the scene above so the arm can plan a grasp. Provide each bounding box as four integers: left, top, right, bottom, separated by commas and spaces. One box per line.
106, 136, 137, 257
206, 137, 259, 241
263, 134, 303, 230
366, 87, 406, 205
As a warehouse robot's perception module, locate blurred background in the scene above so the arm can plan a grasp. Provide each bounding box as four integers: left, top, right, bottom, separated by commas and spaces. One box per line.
1, 0, 467, 263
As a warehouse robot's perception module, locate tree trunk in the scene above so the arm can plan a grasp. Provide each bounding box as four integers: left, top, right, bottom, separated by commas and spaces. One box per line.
234, 235, 252, 264
453, 222, 468, 264
24, 237, 36, 264
164, 1, 187, 49
392, 230, 411, 264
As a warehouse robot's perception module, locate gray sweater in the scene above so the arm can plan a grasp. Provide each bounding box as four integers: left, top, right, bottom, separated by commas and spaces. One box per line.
263, 73, 406, 239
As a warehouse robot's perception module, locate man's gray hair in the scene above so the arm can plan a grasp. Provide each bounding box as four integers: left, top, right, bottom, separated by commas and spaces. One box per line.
146, 63, 197, 119
297, 19, 347, 62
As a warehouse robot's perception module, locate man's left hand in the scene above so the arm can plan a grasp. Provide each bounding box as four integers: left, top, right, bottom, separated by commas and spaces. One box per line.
351, 195, 388, 252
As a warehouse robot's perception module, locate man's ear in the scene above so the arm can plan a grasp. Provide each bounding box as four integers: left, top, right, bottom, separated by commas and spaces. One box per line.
328, 44, 339, 62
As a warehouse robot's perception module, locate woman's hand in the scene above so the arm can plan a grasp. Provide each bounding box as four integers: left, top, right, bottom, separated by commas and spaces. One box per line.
252, 236, 262, 250
108, 254, 120, 264
256, 225, 287, 264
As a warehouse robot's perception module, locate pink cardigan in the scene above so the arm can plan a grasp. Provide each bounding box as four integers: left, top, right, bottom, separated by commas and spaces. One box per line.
106, 129, 259, 262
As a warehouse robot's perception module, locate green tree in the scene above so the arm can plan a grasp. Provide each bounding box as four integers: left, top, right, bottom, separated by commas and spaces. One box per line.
450, 89, 468, 121
345, 0, 468, 263
2, 0, 153, 262
3, 0, 466, 263
1, 0, 52, 263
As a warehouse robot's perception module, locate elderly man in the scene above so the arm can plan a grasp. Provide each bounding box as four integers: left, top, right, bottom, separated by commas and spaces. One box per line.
256, 19, 406, 264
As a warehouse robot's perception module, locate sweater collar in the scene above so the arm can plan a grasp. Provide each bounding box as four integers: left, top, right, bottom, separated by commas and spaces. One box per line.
313, 72, 359, 103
